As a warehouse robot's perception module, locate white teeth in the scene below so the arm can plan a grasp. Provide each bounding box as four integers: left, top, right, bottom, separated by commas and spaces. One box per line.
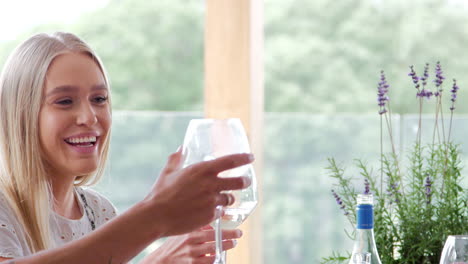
67, 136, 97, 144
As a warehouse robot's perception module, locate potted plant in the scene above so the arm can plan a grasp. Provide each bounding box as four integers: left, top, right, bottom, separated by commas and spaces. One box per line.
323, 62, 468, 263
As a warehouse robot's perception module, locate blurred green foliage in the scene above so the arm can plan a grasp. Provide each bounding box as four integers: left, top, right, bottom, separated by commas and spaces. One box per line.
0, 0, 204, 111
2, 0, 468, 113
1, 0, 468, 263
72, 0, 204, 110
265, 0, 468, 114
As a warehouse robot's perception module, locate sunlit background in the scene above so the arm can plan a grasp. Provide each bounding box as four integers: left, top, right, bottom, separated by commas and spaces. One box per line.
1, 0, 467, 263
0, 0, 110, 42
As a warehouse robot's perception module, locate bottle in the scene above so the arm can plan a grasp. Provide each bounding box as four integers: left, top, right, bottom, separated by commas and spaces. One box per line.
349, 194, 382, 264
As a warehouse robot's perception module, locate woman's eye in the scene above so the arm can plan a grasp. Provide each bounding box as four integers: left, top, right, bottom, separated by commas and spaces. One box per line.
56, 99, 73, 105
93, 96, 108, 104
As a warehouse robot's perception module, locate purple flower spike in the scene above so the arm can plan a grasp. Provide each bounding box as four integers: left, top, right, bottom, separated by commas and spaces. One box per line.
450, 79, 459, 112
363, 179, 371, 195
408, 65, 420, 89
417, 88, 433, 100
386, 178, 400, 204
415, 63, 434, 99
420, 63, 430, 87
424, 175, 432, 204
434, 61, 445, 90
331, 190, 349, 215
377, 71, 390, 115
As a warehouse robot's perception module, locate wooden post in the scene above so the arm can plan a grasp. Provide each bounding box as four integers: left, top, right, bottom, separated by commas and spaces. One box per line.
205, 0, 264, 263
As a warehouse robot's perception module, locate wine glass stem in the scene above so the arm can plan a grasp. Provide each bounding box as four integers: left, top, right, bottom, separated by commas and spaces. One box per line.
221, 251, 227, 263
214, 206, 225, 264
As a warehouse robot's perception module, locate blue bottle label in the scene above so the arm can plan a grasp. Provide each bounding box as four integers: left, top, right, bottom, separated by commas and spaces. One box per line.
356, 204, 373, 229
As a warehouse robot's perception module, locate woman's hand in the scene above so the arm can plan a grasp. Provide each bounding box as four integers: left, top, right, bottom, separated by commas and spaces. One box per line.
139, 226, 242, 264
145, 147, 253, 237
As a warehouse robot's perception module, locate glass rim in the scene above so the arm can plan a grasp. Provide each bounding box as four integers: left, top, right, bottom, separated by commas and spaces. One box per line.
446, 235, 468, 239
188, 118, 242, 123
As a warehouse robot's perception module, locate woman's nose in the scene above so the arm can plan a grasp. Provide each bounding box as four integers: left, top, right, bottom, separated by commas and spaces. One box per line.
76, 103, 98, 126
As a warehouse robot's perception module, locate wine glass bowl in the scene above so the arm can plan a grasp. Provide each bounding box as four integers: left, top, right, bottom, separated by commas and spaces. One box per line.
182, 118, 258, 263
217, 164, 257, 229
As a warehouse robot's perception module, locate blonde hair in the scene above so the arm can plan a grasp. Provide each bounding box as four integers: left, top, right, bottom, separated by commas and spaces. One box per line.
0, 32, 111, 252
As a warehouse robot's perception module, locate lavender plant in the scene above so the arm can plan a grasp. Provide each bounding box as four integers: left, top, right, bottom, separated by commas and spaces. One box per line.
322, 63, 468, 264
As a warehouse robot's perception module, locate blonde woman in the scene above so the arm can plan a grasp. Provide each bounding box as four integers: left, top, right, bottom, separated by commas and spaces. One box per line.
0, 32, 252, 264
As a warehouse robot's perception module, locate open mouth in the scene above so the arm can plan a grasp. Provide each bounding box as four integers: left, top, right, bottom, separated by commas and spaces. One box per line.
64, 136, 98, 147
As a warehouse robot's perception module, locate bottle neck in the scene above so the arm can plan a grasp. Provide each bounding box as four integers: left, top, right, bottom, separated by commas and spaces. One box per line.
354, 205, 377, 245
355, 228, 376, 241
350, 195, 382, 264
351, 229, 381, 264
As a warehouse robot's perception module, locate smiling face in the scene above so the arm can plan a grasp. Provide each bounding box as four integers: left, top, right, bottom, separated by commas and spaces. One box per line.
39, 52, 111, 179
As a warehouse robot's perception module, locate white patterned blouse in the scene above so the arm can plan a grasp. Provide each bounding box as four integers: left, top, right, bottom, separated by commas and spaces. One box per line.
0, 187, 118, 258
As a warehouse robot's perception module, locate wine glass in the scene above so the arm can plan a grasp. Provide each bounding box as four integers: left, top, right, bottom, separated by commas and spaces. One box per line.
182, 118, 258, 264
440, 235, 468, 264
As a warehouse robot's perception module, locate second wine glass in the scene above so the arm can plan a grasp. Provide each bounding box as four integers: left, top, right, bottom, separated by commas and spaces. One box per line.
440, 235, 468, 264
182, 118, 258, 264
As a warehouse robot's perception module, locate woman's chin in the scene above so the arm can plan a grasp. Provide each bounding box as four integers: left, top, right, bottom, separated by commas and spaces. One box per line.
67, 163, 100, 178
77, 166, 99, 176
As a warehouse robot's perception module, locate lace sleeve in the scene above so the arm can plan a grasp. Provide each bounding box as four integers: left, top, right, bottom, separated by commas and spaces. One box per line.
0, 194, 24, 258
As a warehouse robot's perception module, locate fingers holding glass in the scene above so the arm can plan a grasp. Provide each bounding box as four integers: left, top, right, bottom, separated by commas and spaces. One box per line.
215, 176, 251, 192
215, 193, 235, 207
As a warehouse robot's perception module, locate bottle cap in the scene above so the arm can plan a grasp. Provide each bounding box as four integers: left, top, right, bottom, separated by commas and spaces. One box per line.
356, 194, 374, 229
357, 194, 373, 205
